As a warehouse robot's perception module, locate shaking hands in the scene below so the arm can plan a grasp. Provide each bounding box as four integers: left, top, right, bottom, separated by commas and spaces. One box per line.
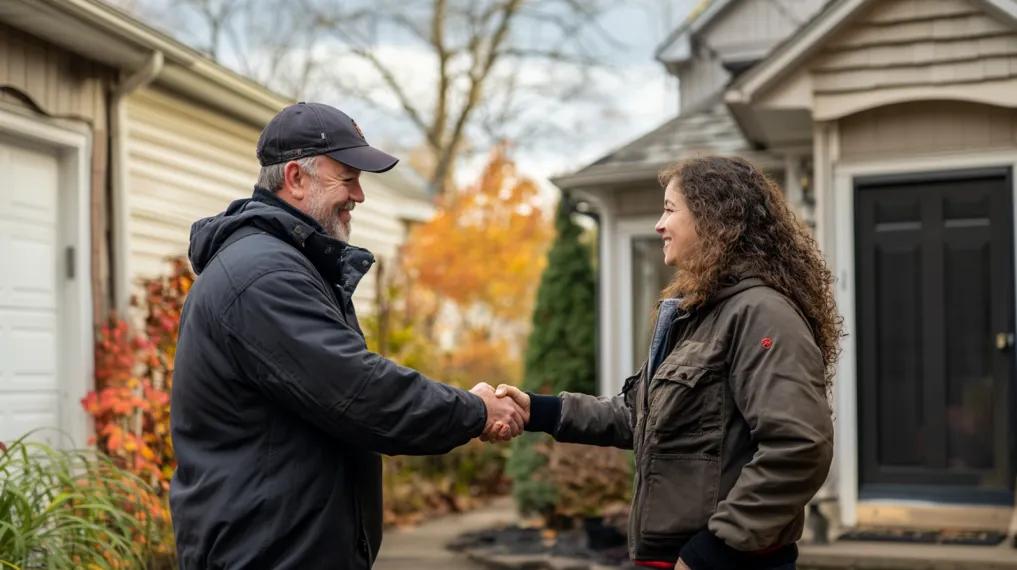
469, 382, 532, 442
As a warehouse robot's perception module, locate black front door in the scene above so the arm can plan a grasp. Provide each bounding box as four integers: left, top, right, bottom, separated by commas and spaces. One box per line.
855, 167, 1016, 504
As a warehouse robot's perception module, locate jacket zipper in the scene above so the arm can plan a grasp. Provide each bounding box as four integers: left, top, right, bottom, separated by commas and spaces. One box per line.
631, 311, 693, 550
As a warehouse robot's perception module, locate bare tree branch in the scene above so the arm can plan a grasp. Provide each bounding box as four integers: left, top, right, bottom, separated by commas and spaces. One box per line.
130, 0, 624, 194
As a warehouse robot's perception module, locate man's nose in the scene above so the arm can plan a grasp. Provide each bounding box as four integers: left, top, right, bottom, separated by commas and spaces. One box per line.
350, 182, 365, 203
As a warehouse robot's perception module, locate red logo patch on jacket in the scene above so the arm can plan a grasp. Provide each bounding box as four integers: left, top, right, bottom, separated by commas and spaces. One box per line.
760, 337, 773, 350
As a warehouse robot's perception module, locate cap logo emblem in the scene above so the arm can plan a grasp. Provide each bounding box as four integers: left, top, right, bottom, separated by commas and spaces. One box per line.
351, 120, 365, 140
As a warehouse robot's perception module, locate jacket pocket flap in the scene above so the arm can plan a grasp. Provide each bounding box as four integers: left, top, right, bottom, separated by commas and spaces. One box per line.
652, 362, 711, 387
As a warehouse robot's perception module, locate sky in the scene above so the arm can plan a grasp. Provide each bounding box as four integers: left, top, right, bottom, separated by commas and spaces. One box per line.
111, 0, 700, 191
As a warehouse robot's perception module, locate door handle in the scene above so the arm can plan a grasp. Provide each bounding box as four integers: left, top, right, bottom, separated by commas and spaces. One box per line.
996, 332, 1015, 351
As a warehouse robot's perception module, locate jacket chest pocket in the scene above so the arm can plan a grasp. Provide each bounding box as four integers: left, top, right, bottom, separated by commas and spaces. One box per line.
648, 362, 723, 443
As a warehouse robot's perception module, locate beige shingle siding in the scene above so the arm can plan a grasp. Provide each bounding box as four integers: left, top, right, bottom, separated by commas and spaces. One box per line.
813, 0, 1017, 93
861, 0, 980, 24
839, 100, 1017, 159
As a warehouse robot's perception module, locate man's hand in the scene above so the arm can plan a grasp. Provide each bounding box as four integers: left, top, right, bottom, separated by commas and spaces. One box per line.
495, 384, 530, 418
470, 382, 526, 442
675, 559, 691, 570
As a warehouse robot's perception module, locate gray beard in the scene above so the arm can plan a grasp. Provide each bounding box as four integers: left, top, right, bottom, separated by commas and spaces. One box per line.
306, 182, 351, 242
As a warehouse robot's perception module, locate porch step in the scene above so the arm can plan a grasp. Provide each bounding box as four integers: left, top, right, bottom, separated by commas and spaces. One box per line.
800, 539, 1017, 570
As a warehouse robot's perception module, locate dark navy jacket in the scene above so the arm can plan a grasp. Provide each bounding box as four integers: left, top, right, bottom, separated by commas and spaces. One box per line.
170, 188, 486, 569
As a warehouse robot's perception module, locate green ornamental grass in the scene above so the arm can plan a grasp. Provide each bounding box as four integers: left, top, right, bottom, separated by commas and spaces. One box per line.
0, 432, 163, 570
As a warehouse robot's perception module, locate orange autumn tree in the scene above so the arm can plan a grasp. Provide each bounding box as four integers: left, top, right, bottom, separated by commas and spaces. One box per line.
400, 145, 552, 385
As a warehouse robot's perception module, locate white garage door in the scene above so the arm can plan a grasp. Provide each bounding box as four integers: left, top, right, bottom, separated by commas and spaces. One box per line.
0, 138, 62, 445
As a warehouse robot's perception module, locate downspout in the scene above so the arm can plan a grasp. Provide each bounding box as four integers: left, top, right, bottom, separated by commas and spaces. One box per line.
110, 50, 163, 312
108, 51, 164, 449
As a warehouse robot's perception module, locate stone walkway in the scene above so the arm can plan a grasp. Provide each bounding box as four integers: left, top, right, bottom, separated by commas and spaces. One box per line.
374, 496, 519, 569
375, 497, 1017, 570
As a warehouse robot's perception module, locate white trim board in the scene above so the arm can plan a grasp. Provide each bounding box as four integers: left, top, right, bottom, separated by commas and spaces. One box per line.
615, 216, 661, 394
0, 107, 94, 449
572, 189, 623, 398
831, 149, 1017, 527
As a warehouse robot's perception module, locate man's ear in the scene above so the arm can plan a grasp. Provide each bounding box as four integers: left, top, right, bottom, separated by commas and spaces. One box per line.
282, 160, 307, 200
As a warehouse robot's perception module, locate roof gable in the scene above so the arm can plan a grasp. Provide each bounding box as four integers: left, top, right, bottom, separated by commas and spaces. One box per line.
728, 0, 1017, 106
656, 0, 828, 66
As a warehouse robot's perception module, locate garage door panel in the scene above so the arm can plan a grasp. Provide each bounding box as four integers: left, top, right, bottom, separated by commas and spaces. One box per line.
0, 138, 62, 445
0, 393, 61, 445
0, 225, 57, 310
0, 310, 58, 389
8, 238, 56, 307
7, 145, 58, 221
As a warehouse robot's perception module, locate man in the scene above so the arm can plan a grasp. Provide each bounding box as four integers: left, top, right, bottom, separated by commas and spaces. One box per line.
170, 102, 525, 569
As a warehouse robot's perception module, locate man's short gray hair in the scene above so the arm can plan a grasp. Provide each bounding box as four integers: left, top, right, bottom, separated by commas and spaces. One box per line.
256, 156, 319, 191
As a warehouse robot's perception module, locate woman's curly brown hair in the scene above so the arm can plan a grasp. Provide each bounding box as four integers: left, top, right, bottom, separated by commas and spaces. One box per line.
659, 156, 843, 381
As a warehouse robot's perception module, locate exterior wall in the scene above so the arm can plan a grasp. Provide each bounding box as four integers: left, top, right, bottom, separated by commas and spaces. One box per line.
812, 0, 1017, 102
839, 100, 1017, 160
705, 0, 828, 63
731, 0, 1017, 530
812, 100, 1017, 529
679, 0, 826, 113
123, 86, 431, 313
124, 87, 263, 293
679, 50, 730, 113
0, 21, 114, 319
612, 184, 666, 217
0, 22, 110, 122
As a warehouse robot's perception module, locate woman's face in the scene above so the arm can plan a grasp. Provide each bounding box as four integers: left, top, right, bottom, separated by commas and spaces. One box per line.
655, 180, 699, 268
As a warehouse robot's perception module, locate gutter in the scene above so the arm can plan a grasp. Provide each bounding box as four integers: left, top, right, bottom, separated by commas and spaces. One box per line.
111, 50, 164, 311
15, 0, 291, 125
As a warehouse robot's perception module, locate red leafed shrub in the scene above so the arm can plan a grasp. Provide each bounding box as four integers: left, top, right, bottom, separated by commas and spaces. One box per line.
82, 258, 192, 560
84, 259, 191, 491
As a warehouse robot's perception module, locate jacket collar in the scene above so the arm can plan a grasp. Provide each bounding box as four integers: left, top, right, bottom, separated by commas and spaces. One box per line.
251, 187, 375, 292
709, 274, 767, 307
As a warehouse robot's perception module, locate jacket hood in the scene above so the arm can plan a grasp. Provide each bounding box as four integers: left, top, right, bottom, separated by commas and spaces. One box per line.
188, 187, 375, 291
189, 191, 304, 274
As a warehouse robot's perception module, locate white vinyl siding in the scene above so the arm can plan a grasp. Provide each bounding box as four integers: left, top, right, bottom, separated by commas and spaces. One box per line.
124, 87, 263, 290
123, 87, 431, 314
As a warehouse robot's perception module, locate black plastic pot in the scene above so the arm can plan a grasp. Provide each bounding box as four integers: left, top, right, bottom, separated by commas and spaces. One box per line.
583, 516, 626, 551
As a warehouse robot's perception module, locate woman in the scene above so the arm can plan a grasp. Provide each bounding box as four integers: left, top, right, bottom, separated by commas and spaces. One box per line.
498, 156, 841, 570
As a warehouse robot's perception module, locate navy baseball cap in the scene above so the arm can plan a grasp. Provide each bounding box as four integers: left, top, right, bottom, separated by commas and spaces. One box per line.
257, 102, 399, 173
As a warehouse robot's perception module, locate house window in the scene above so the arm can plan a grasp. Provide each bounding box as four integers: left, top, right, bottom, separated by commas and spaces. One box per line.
631, 236, 674, 367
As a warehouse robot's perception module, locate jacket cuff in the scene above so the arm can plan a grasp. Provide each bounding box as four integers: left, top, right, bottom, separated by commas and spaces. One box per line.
524, 393, 561, 435
464, 391, 488, 438
680, 530, 796, 570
